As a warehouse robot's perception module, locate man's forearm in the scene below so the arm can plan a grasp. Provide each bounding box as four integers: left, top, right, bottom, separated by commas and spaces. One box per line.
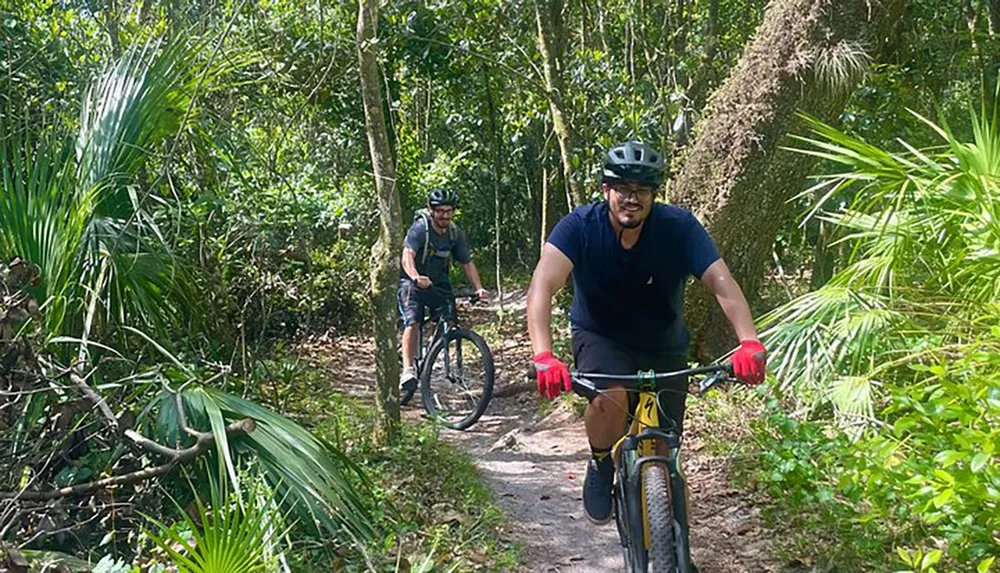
715, 288, 758, 342
401, 250, 419, 280
462, 262, 484, 290
702, 259, 758, 341
526, 280, 554, 354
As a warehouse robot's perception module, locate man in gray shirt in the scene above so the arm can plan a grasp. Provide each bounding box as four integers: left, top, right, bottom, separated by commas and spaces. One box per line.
398, 188, 488, 393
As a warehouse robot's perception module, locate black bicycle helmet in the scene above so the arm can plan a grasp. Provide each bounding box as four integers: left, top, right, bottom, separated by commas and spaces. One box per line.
427, 188, 459, 207
601, 141, 665, 187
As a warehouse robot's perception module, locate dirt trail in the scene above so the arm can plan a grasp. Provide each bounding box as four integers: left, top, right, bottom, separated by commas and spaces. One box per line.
314, 290, 783, 572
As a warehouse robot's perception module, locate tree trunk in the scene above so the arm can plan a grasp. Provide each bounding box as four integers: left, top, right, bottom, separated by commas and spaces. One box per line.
357, 0, 402, 444
810, 219, 837, 289
988, 0, 1000, 38
535, 0, 586, 208
105, 0, 122, 59
484, 67, 505, 310
686, 0, 720, 113
671, 0, 875, 361
540, 163, 549, 258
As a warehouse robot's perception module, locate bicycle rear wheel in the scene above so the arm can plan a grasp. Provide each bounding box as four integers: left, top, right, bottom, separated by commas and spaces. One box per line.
419, 327, 494, 430
642, 462, 678, 572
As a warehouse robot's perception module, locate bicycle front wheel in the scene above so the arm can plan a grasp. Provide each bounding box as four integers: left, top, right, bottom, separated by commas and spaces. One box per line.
642, 462, 678, 573
419, 327, 494, 430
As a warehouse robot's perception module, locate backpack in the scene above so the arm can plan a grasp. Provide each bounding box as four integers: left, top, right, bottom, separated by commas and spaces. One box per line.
413, 208, 458, 266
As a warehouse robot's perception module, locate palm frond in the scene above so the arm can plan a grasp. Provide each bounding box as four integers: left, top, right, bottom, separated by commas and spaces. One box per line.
162, 386, 379, 546
144, 466, 290, 573
76, 39, 196, 207
771, 87, 1000, 416
827, 375, 876, 420
2, 38, 219, 342
0, 129, 90, 336
760, 284, 910, 408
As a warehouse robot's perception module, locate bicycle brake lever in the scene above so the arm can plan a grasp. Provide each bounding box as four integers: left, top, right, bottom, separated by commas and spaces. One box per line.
699, 371, 726, 394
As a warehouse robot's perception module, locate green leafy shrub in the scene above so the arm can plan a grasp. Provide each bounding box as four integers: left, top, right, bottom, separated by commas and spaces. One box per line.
744, 82, 1000, 570
746, 347, 1000, 570
144, 466, 291, 573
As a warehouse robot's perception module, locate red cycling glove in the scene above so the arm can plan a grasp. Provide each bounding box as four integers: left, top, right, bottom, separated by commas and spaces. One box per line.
731, 340, 767, 385
533, 351, 571, 400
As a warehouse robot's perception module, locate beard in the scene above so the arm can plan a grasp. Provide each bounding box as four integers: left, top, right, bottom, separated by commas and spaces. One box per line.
619, 214, 642, 229
616, 203, 646, 229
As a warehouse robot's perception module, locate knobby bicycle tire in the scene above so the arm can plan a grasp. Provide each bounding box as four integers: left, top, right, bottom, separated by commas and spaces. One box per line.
642, 462, 678, 573
419, 327, 494, 430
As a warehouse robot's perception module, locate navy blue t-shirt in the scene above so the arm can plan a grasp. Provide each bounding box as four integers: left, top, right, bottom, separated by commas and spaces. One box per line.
547, 202, 720, 354
400, 217, 472, 287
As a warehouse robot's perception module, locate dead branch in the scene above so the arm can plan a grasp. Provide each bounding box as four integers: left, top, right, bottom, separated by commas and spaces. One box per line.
492, 381, 536, 398
67, 368, 118, 432
0, 418, 255, 501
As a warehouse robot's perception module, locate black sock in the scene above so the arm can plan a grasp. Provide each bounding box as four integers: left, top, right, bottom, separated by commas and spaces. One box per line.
590, 446, 611, 463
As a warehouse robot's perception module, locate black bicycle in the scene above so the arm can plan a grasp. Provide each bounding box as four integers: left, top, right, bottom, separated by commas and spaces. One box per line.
571, 362, 743, 573
399, 289, 495, 431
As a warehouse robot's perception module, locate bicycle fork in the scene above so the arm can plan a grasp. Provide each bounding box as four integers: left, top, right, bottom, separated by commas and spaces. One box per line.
437, 321, 463, 381
619, 429, 694, 571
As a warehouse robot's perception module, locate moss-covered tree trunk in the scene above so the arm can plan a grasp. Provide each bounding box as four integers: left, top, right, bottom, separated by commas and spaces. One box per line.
672, 0, 876, 360
358, 0, 402, 444
535, 0, 586, 208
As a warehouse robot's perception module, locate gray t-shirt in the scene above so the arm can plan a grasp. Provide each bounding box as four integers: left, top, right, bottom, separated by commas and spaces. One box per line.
401, 217, 471, 286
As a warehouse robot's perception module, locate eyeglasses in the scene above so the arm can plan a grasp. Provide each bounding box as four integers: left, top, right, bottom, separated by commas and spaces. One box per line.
611, 184, 655, 202
431, 207, 455, 216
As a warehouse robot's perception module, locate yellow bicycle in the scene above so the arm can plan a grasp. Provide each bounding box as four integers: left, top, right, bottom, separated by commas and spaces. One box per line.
571, 363, 739, 573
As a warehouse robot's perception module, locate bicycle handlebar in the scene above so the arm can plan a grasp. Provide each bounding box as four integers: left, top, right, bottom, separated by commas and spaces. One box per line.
453, 291, 482, 303
567, 352, 764, 396
422, 284, 483, 304
571, 363, 737, 396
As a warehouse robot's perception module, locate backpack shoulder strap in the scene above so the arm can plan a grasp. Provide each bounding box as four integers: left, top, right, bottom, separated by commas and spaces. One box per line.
415, 209, 431, 266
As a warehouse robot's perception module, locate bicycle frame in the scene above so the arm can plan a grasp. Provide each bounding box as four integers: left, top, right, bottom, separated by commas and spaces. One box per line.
413, 314, 449, 374
413, 296, 470, 384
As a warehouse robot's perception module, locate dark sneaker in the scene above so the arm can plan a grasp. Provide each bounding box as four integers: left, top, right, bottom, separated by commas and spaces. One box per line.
583, 456, 615, 524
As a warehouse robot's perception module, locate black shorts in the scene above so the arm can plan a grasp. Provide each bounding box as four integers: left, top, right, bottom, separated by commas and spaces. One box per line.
572, 328, 690, 435
397, 279, 455, 327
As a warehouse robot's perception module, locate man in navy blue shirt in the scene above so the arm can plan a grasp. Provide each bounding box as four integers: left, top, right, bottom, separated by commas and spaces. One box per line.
527, 142, 766, 538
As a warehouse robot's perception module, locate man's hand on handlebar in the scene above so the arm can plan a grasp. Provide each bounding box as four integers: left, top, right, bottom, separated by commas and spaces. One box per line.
731, 340, 767, 385
474, 287, 489, 301
533, 351, 571, 400
414, 276, 432, 289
